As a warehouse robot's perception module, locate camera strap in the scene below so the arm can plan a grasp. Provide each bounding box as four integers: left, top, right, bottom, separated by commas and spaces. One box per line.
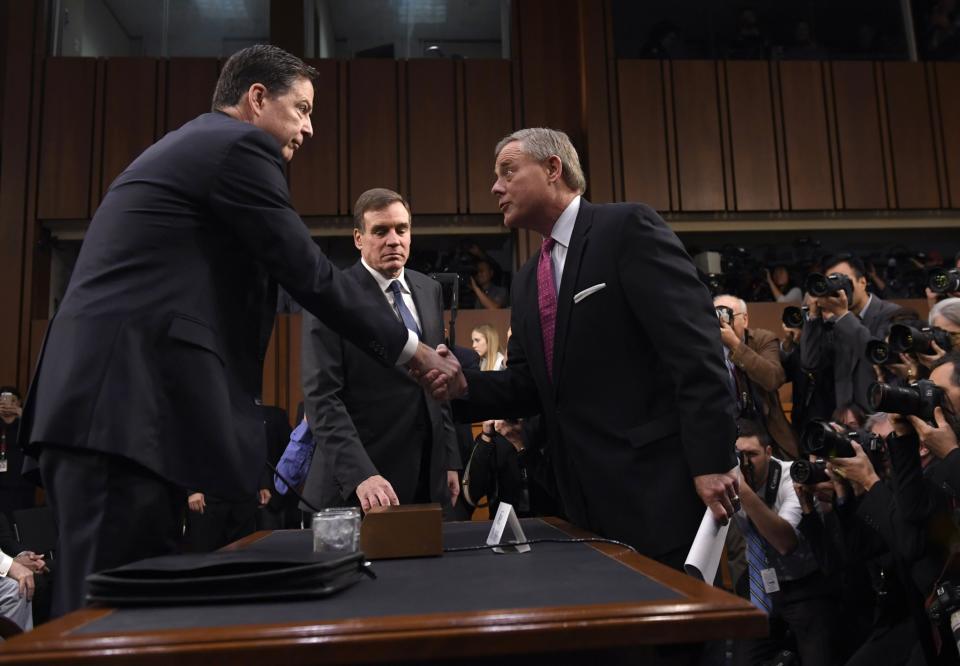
763, 461, 781, 507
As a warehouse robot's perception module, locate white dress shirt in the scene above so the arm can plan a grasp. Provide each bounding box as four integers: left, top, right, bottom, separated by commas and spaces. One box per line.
544, 195, 581, 294
360, 259, 424, 336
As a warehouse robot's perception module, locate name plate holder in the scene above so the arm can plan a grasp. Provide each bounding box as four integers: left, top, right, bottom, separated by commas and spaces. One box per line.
486, 502, 531, 554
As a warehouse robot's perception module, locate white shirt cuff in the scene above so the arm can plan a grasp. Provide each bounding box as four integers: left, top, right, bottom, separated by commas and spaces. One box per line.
0, 552, 12, 577
395, 330, 420, 365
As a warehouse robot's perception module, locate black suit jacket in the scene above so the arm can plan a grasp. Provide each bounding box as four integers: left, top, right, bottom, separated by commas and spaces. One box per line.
455, 200, 737, 557
19, 113, 409, 499
300, 263, 460, 509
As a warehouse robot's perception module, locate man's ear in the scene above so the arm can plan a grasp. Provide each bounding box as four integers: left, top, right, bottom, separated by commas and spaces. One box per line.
246, 83, 268, 116
353, 227, 363, 251
544, 155, 563, 185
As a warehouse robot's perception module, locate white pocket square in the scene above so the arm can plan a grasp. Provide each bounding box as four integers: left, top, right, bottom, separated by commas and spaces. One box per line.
573, 283, 607, 303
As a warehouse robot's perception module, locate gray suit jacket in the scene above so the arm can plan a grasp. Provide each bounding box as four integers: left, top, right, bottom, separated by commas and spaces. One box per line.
300, 262, 459, 511
801, 295, 910, 412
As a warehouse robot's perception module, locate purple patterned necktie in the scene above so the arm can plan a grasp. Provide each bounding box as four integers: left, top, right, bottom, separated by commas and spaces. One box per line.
538, 237, 558, 381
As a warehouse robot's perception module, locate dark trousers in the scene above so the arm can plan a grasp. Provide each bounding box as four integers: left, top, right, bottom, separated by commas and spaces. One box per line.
733, 573, 839, 666
185, 498, 256, 553
38, 445, 183, 617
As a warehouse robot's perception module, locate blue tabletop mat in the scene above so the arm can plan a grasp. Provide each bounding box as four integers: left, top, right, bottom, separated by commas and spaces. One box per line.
75, 519, 679, 635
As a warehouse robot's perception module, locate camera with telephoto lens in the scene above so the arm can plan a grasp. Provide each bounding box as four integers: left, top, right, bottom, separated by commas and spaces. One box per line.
928, 579, 960, 659
865, 339, 893, 365
716, 305, 735, 326
804, 272, 854, 302
790, 459, 830, 485
887, 323, 954, 356
929, 268, 960, 295
868, 380, 945, 422
782, 305, 809, 329
801, 420, 885, 459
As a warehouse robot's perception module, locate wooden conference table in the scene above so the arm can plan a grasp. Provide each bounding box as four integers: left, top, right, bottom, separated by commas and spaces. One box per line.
0, 518, 765, 665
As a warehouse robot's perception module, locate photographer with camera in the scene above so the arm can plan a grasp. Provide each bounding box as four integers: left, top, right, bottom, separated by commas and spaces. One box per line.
781, 296, 838, 435
715, 296, 799, 458
801, 254, 911, 414
731, 419, 838, 666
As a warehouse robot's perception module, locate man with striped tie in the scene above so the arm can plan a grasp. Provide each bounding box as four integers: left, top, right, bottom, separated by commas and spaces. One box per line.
732, 419, 838, 666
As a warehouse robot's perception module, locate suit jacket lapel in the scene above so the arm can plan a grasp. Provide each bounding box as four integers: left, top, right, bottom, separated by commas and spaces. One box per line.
407, 271, 436, 345
552, 201, 593, 390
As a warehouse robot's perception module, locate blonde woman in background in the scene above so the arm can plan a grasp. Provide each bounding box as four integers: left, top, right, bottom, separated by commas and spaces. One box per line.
471, 324, 504, 371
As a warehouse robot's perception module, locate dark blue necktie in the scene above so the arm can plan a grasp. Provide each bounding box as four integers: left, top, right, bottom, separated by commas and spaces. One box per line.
388, 280, 421, 337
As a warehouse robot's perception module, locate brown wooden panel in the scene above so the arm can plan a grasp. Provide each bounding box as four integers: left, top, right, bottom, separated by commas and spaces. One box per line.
348, 60, 398, 206
671, 60, 725, 211
289, 59, 339, 215
515, 0, 582, 140
464, 60, 513, 213
883, 63, 940, 209
725, 61, 781, 211
777, 61, 834, 210
579, 0, 615, 203
165, 58, 219, 133
617, 60, 671, 210
37, 58, 97, 219
934, 63, 960, 208
830, 61, 887, 209
101, 59, 158, 196
406, 59, 457, 214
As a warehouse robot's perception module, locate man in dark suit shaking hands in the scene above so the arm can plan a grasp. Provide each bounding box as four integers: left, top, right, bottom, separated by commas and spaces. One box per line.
436, 128, 739, 570
300, 189, 461, 516
19, 45, 458, 616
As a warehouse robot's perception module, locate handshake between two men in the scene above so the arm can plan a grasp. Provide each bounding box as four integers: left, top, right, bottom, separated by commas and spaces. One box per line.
407, 342, 742, 529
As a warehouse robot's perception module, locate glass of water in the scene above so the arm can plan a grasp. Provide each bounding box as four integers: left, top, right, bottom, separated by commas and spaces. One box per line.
312, 508, 362, 553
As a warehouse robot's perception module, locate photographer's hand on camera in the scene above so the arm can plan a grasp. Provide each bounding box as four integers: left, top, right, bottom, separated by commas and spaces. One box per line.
907, 406, 958, 460
816, 290, 850, 320
829, 442, 881, 494
887, 352, 921, 382
719, 318, 741, 350
916, 340, 947, 369
780, 323, 801, 352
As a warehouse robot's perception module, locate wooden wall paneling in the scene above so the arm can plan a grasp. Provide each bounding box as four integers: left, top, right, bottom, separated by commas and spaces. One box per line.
882, 63, 941, 209
88, 60, 106, 213
769, 63, 790, 211
670, 60, 726, 211
37, 58, 98, 219
724, 61, 781, 211
348, 60, 399, 206
338, 61, 349, 214
617, 60, 671, 211
454, 61, 468, 214
926, 62, 950, 208
874, 62, 897, 209
578, 0, 615, 203
776, 61, 835, 210
663, 62, 680, 211
101, 59, 159, 197
406, 59, 458, 213
829, 61, 888, 209
165, 58, 219, 133
289, 59, 339, 216
716, 62, 734, 210
514, 0, 582, 139
397, 62, 409, 204
464, 60, 513, 214
933, 62, 960, 208
822, 62, 845, 209
0, 0, 42, 386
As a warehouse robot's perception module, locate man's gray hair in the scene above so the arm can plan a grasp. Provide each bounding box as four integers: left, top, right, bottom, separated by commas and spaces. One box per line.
930, 297, 960, 329
864, 412, 889, 432
714, 294, 748, 314
495, 128, 586, 194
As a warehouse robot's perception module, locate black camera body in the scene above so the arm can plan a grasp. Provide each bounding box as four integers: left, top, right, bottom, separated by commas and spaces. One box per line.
865, 339, 892, 365
716, 305, 735, 326
805, 272, 854, 302
868, 379, 945, 422
790, 459, 830, 485
888, 323, 954, 356
928, 267, 960, 294
801, 420, 884, 460
782, 305, 809, 329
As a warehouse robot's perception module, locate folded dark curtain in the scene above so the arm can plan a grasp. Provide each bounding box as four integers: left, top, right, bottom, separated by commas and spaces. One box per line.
86, 549, 372, 606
